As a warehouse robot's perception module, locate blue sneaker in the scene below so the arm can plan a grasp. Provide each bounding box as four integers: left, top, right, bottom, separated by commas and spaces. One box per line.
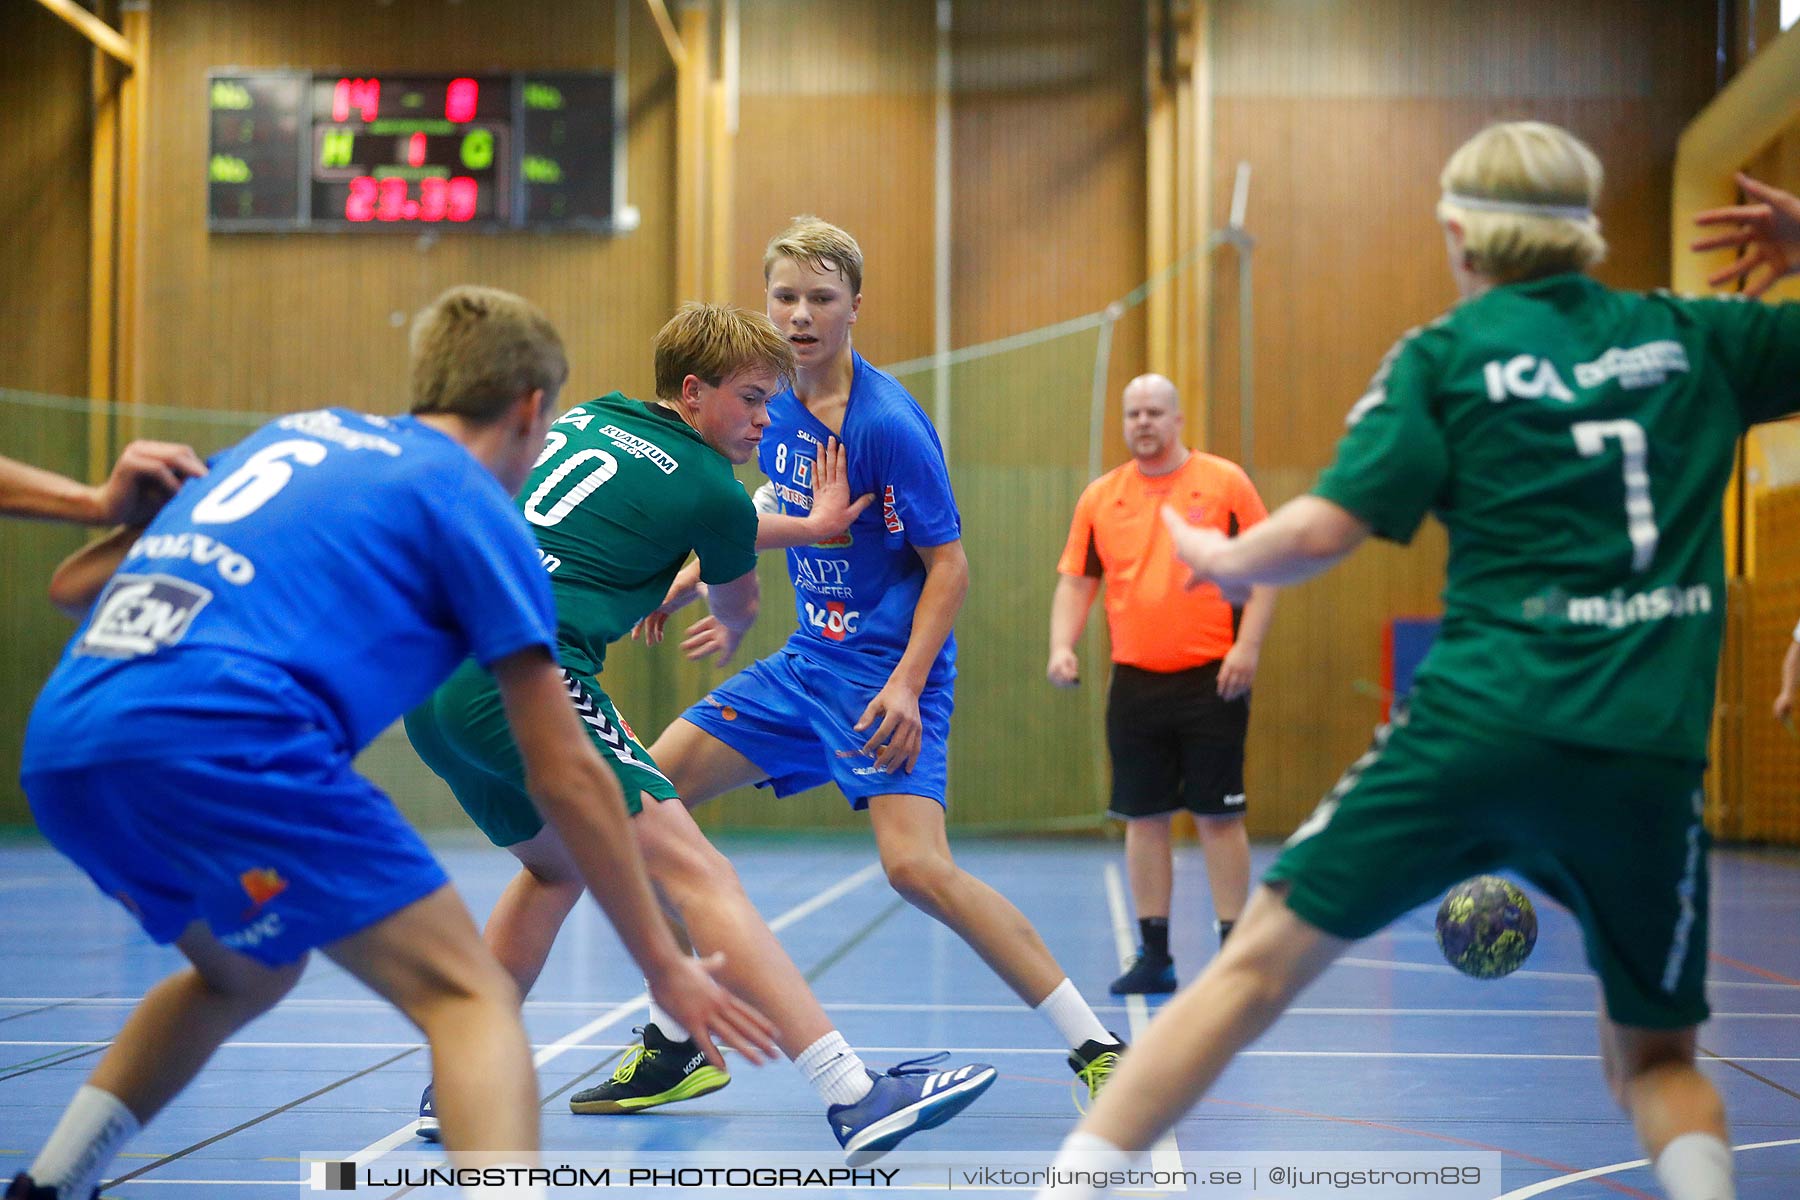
827, 1053, 997, 1165
1109, 948, 1176, 995
415, 1082, 439, 1142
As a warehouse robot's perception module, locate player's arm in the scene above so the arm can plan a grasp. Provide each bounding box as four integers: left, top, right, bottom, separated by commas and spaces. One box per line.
1776, 634, 1800, 723
856, 538, 967, 773
47, 524, 142, 618
1048, 573, 1100, 687
490, 647, 778, 1069
754, 437, 873, 550
679, 568, 759, 667
1160, 495, 1369, 604
0, 442, 205, 525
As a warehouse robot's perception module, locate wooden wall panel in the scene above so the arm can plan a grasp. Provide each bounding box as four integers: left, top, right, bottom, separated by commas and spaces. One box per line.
0, 4, 97, 825
0, 3, 92, 396
139, 0, 677, 430
1209, 0, 1718, 837
733, 0, 937, 363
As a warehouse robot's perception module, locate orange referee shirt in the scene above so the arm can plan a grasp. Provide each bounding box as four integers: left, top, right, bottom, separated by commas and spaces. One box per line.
1057, 451, 1268, 672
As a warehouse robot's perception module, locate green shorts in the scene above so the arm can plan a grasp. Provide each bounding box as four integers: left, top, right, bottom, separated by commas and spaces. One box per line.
404, 657, 680, 849
1266, 701, 1710, 1029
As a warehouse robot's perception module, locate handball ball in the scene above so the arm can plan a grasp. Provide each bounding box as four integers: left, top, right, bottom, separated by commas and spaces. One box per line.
1435, 876, 1537, 979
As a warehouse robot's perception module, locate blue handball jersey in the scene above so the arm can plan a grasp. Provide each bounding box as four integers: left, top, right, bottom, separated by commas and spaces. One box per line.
758, 352, 961, 687
23, 409, 557, 771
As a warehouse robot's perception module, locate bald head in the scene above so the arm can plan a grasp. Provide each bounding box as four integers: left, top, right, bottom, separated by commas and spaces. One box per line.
1122, 374, 1184, 470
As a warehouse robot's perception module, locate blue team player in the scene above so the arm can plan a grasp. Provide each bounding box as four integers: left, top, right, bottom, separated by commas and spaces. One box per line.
604, 218, 1127, 1114
8, 286, 773, 1200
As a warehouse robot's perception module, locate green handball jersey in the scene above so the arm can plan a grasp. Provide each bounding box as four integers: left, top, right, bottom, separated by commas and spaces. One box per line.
1314, 275, 1800, 763
523, 393, 758, 675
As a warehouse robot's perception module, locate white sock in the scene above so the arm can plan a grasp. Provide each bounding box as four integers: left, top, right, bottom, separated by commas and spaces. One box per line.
794, 1031, 873, 1107
646, 988, 691, 1043
1036, 1131, 1138, 1200
30, 1084, 142, 1199
1653, 1132, 1734, 1200
1035, 978, 1112, 1050
463, 1163, 546, 1200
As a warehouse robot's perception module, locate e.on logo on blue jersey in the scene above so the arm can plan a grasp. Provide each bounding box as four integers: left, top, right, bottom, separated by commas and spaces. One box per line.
77, 574, 214, 659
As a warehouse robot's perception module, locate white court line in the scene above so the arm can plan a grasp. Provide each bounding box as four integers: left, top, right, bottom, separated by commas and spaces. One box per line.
1103, 862, 1183, 1183
1494, 1136, 1800, 1198
343, 862, 884, 1167
11, 995, 1799, 1014
14, 1038, 1800, 1064
1336, 955, 1800, 991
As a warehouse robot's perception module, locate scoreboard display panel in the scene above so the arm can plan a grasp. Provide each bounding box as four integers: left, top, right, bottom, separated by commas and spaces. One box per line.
207, 71, 616, 231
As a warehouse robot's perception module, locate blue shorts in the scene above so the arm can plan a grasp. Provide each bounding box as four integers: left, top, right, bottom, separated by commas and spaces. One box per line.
681, 648, 953, 809
23, 729, 448, 966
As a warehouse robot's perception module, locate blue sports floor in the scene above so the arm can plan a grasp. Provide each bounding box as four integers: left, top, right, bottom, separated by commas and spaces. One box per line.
2, 833, 1797, 1198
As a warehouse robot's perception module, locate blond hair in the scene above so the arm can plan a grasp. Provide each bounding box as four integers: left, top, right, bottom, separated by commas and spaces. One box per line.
409, 285, 568, 420
1436, 121, 1607, 282
763, 215, 864, 296
653, 302, 795, 401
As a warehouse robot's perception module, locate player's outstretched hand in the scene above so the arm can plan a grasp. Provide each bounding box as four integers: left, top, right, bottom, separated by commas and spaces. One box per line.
645, 951, 779, 1071
96, 440, 207, 526
1692, 173, 1800, 298
1775, 689, 1794, 724
633, 567, 706, 645
1159, 505, 1250, 604
809, 437, 875, 538
680, 613, 745, 667
1046, 647, 1081, 688
854, 678, 923, 773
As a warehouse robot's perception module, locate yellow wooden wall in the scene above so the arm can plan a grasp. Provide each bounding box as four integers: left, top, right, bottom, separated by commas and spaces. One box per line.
0, 0, 1730, 835
0, 3, 103, 827
1206, 0, 1718, 836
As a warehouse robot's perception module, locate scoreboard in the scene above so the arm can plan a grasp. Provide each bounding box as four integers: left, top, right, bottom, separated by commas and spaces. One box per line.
207, 71, 617, 231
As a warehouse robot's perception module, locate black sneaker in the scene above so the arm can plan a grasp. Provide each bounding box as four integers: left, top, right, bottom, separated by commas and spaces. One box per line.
568, 1023, 730, 1114
7, 1174, 97, 1200
1067, 1034, 1126, 1110
1109, 948, 1177, 995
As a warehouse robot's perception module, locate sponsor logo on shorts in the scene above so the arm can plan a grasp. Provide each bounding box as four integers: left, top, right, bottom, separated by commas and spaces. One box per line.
78, 574, 213, 659
239, 867, 289, 918
1221, 792, 1246, 807
720, 706, 738, 721
221, 910, 286, 950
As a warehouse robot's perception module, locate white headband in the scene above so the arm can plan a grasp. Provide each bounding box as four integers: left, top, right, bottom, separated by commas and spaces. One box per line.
1441, 191, 1593, 221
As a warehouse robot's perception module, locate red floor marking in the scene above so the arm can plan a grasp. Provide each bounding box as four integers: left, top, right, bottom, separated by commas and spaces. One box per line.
1709, 952, 1800, 988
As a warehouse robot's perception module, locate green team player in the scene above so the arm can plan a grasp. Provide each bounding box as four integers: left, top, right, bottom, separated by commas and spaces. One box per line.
1037, 123, 1800, 1200
404, 302, 998, 1161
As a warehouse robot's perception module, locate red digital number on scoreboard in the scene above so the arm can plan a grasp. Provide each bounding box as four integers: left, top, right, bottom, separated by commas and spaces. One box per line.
345, 175, 479, 222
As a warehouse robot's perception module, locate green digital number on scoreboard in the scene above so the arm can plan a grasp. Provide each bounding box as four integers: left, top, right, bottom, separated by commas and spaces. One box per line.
206, 70, 617, 232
